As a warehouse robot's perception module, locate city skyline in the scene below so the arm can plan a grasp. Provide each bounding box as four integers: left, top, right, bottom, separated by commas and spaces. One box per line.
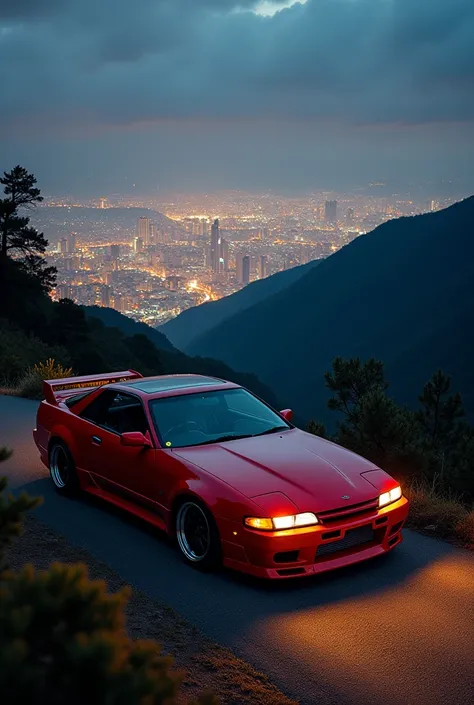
38, 186, 457, 327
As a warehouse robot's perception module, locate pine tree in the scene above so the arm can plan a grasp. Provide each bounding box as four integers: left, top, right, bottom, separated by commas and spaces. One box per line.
0, 166, 57, 291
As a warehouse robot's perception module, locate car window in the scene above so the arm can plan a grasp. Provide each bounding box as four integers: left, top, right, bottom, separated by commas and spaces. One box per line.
80, 390, 149, 435
149, 388, 290, 448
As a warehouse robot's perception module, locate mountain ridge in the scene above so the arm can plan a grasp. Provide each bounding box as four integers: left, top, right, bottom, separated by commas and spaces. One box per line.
185, 196, 474, 423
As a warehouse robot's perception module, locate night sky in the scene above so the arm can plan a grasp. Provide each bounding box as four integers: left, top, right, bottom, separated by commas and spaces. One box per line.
1, 0, 473, 196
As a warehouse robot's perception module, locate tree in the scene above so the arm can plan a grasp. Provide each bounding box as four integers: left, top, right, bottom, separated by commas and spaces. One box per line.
417, 370, 465, 449
325, 357, 387, 422
0, 462, 216, 705
306, 420, 328, 439
0, 166, 56, 291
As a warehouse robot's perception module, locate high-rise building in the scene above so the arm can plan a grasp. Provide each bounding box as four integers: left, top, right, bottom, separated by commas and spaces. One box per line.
138, 217, 150, 246
325, 200, 338, 224
100, 285, 111, 307
220, 238, 229, 272
242, 256, 250, 285
259, 255, 267, 279
67, 233, 77, 252
346, 208, 355, 225
59, 238, 68, 254
99, 197, 107, 209
263, 227, 270, 239
132, 236, 144, 253
210, 219, 220, 272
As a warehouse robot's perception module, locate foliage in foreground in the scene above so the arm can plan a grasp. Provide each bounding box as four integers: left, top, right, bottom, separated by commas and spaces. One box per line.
307, 357, 474, 500
11, 359, 73, 400
0, 451, 216, 705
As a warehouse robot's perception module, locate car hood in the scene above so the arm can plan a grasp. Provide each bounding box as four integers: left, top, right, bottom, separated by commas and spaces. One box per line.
172, 428, 382, 512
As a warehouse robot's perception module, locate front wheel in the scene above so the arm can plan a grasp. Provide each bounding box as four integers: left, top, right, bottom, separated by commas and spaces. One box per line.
49, 441, 79, 496
175, 500, 221, 571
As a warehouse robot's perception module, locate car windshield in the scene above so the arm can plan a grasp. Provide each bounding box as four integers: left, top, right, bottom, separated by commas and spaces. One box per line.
149, 388, 290, 449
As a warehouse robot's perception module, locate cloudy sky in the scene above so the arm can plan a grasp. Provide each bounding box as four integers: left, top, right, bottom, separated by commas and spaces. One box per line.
0, 0, 473, 196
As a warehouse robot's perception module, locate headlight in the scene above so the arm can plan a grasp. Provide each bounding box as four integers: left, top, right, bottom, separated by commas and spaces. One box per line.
244, 512, 318, 531
379, 486, 402, 508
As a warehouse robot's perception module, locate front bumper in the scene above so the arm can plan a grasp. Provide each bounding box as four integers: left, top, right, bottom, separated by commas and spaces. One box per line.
220, 496, 409, 579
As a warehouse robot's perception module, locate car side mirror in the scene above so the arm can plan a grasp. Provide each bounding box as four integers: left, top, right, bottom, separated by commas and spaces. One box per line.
121, 431, 152, 448
280, 409, 293, 422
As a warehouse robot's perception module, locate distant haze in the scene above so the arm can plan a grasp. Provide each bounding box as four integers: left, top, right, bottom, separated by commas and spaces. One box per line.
1, 0, 473, 196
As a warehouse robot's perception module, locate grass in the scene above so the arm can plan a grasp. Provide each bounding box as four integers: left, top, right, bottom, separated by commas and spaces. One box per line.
6, 515, 297, 705
404, 480, 474, 548
0, 358, 72, 400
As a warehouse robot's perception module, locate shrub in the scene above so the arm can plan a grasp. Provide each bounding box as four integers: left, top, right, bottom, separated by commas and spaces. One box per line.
404, 481, 468, 538
0, 463, 216, 705
14, 358, 73, 400
456, 511, 474, 548
0, 323, 70, 383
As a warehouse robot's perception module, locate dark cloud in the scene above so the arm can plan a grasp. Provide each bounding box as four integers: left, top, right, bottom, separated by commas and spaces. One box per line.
0, 1, 473, 195
0, 0, 473, 131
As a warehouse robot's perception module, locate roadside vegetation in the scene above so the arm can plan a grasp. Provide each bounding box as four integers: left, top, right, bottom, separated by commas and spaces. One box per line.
0, 451, 296, 705
307, 357, 474, 548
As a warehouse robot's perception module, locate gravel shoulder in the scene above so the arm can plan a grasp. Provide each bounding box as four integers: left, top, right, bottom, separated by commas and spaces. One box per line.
7, 514, 297, 705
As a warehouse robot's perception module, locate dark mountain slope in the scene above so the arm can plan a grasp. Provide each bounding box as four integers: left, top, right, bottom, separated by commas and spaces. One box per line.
84, 306, 176, 352
82, 305, 279, 408
186, 197, 474, 423
160, 259, 320, 350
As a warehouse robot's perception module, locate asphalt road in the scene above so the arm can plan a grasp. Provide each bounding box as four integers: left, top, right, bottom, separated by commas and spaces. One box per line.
2, 395, 474, 705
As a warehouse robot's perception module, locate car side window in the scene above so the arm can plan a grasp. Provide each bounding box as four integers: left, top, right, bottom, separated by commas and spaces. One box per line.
80, 390, 149, 435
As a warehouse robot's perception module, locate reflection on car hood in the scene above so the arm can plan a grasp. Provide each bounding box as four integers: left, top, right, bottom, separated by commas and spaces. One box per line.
172, 428, 381, 512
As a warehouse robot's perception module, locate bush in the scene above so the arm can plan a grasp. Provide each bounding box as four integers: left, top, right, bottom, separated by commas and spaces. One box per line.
14, 358, 73, 400
0, 459, 216, 705
0, 323, 70, 383
456, 511, 474, 547
404, 481, 468, 538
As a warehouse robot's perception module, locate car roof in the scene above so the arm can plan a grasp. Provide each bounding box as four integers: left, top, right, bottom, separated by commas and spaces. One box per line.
113, 373, 240, 398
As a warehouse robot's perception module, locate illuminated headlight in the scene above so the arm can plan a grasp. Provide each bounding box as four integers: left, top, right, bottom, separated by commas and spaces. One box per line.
244, 512, 318, 531
378, 486, 402, 508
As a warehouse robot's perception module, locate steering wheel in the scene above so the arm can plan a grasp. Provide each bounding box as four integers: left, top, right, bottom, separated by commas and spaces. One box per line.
166, 420, 205, 436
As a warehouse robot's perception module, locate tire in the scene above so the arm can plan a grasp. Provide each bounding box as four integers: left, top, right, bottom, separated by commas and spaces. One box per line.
49, 440, 79, 496
175, 500, 222, 571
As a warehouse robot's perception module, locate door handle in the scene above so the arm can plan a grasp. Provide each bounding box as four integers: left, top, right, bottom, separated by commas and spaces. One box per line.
91, 435, 102, 445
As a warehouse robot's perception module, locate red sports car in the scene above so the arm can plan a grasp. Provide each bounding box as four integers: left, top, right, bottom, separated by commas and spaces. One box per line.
33, 370, 409, 579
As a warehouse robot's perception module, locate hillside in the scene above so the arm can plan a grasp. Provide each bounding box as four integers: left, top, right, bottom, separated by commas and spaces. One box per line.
84, 306, 177, 352
0, 259, 280, 409
186, 197, 474, 423
161, 259, 320, 349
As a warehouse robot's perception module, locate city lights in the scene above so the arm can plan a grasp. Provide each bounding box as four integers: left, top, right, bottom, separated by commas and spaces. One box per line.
37, 190, 448, 328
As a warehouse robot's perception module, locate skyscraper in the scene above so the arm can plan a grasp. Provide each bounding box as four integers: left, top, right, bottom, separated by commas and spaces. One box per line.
242, 256, 250, 285
259, 255, 267, 279
210, 219, 220, 272
133, 236, 143, 252
138, 217, 150, 246
67, 233, 77, 252
59, 238, 68, 254
220, 238, 229, 272
325, 200, 338, 224
100, 285, 111, 307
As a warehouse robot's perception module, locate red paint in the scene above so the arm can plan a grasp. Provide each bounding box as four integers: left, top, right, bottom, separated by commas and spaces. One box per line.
34, 372, 409, 580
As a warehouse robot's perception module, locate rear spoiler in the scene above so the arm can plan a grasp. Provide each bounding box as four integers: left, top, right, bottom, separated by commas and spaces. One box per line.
42, 369, 143, 405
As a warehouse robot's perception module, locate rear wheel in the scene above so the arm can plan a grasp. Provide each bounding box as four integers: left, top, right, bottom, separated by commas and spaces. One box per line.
175, 500, 221, 571
49, 441, 79, 496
